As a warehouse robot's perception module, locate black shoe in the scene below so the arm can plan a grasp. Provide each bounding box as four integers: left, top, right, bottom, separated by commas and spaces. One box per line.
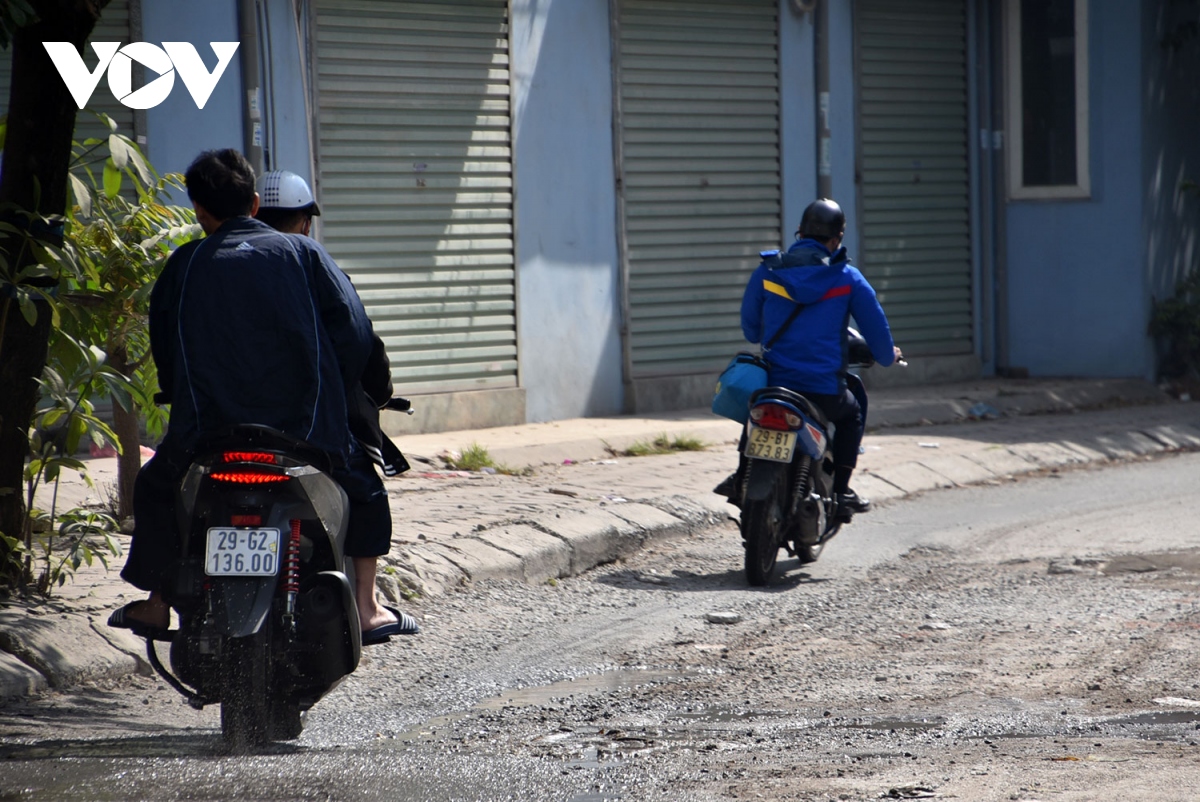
835, 489, 871, 520
713, 473, 738, 498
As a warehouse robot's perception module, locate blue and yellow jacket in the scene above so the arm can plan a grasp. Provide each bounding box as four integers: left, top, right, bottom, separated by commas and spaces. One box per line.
741, 238, 895, 395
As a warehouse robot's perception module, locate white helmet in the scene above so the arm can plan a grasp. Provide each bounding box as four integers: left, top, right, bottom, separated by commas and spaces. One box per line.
257, 170, 320, 215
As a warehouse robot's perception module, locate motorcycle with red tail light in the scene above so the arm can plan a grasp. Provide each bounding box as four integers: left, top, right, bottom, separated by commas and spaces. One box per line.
142, 416, 406, 748
737, 331, 887, 585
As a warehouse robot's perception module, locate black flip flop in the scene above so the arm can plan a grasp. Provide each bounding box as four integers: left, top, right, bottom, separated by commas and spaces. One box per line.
362, 605, 420, 645
107, 601, 174, 642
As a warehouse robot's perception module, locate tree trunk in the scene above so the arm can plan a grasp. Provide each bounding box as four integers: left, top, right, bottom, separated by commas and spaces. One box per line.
0, 1, 106, 585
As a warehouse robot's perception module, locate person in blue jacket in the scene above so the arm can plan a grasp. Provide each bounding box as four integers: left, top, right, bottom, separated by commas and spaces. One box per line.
716, 198, 903, 519
108, 150, 415, 643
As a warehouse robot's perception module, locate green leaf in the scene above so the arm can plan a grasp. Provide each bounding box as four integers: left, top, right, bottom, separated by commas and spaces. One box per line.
101, 373, 134, 413
53, 456, 87, 473
108, 134, 129, 170
103, 159, 122, 199
86, 344, 107, 370
69, 172, 93, 218
17, 290, 36, 324
65, 414, 87, 455
117, 135, 152, 185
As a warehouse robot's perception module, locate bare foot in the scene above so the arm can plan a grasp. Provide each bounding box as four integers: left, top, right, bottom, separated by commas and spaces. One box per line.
121, 594, 170, 629
359, 600, 397, 633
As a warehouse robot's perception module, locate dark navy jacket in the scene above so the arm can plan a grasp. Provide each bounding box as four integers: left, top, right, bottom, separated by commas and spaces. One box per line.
149, 216, 373, 462
741, 238, 895, 395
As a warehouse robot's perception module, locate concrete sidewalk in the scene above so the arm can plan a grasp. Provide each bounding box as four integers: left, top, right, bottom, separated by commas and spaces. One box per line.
1, 377, 1197, 699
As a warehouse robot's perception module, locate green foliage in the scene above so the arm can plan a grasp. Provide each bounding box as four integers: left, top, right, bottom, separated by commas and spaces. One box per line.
0, 0, 37, 49
609, 433, 709, 457
20, 331, 126, 595
0, 115, 197, 595
1150, 269, 1200, 380
440, 442, 528, 475
60, 115, 198, 442
28, 508, 121, 595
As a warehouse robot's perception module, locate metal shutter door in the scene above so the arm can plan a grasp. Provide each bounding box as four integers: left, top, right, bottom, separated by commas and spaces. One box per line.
616, 0, 780, 378
314, 0, 516, 395
856, 0, 973, 356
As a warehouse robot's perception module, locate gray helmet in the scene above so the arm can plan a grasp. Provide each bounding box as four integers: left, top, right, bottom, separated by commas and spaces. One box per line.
798, 198, 845, 240
257, 170, 320, 215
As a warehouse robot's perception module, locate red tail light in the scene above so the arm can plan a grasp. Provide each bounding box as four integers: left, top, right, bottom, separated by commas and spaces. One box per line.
230, 514, 262, 526
222, 451, 278, 464
750, 403, 802, 431
209, 471, 290, 484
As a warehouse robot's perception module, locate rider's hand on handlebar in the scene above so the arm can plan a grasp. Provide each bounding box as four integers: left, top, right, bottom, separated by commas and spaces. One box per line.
894, 346, 907, 366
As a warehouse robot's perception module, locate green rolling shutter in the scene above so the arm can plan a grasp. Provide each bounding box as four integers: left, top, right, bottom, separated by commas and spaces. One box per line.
856, 0, 973, 356
616, 0, 781, 379
313, 0, 516, 395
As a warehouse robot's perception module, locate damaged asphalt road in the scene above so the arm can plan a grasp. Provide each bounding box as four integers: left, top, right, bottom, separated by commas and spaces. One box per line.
1, 452, 1199, 801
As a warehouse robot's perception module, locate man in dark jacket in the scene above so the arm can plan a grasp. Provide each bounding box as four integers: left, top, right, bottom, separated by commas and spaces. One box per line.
718, 198, 903, 518
109, 150, 413, 642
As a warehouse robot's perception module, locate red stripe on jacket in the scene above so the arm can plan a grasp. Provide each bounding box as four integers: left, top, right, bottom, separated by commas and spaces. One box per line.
820, 284, 851, 301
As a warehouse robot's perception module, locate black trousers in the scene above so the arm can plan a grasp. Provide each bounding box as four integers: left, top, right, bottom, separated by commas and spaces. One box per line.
120, 436, 392, 593
803, 387, 864, 471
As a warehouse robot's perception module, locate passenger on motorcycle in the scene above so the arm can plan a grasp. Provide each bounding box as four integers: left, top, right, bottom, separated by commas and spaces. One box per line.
108, 151, 415, 643
254, 169, 417, 642
715, 198, 903, 520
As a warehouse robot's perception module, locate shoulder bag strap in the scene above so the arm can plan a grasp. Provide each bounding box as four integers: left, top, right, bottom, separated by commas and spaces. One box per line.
764, 300, 805, 351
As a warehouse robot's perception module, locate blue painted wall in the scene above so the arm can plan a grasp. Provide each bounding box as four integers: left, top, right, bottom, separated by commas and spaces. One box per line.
828, 0, 859, 262
1004, 1, 1149, 378
510, 0, 624, 421
1143, 0, 1200, 353
779, 1, 853, 249
778, 2, 816, 243
141, 0, 244, 182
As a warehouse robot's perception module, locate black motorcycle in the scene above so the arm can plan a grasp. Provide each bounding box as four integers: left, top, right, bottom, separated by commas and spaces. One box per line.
143, 424, 365, 747
737, 331, 886, 585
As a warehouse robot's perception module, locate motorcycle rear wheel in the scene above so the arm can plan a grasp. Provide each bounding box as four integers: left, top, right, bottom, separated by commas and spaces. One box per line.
269, 699, 303, 741
742, 489, 784, 586
220, 631, 271, 749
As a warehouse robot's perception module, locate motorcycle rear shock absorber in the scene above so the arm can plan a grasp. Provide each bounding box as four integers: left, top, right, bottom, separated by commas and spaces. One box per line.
283, 518, 302, 627
789, 455, 812, 517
